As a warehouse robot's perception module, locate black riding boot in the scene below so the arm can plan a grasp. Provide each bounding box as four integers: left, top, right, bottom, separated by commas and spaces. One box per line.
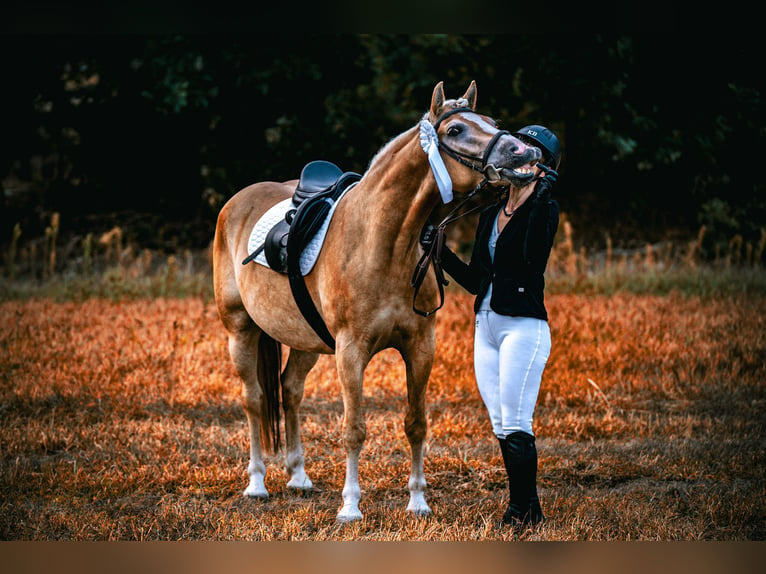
497, 431, 544, 526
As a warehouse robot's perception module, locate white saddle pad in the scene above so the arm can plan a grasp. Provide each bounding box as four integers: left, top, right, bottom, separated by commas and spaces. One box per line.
246, 184, 354, 275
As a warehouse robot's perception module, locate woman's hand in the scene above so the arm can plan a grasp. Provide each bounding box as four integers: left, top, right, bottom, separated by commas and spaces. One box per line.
534, 164, 558, 201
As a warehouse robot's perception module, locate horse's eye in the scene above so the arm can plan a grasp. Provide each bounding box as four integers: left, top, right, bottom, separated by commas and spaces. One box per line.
447, 125, 462, 137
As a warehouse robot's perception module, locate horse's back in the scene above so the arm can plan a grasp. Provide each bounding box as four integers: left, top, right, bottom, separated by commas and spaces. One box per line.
218, 180, 296, 233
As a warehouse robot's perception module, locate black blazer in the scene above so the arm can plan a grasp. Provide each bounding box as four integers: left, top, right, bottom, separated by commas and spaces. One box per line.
441, 195, 559, 321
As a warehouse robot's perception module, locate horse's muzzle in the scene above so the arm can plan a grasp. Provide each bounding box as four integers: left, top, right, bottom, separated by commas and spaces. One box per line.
491, 143, 542, 187
498, 166, 537, 187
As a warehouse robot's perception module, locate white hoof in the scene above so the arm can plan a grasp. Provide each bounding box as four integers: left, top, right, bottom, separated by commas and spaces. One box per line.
406, 494, 432, 517
336, 503, 363, 523
287, 471, 314, 491
243, 483, 269, 499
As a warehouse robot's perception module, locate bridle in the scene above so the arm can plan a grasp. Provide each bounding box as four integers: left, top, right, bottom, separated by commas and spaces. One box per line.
431, 107, 513, 181
411, 107, 513, 317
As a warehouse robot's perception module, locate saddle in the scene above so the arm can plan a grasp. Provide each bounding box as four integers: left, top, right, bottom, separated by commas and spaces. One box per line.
242, 160, 361, 350
243, 161, 357, 271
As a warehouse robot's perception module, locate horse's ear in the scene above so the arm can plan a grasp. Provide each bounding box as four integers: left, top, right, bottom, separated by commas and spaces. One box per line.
430, 81, 445, 119
462, 81, 477, 110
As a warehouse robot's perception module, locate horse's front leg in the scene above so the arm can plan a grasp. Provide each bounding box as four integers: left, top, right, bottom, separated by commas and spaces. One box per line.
402, 329, 436, 517
281, 349, 319, 491
334, 341, 369, 522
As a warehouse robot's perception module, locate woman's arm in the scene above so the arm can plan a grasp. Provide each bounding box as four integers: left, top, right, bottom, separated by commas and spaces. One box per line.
523, 199, 559, 272
422, 212, 491, 295
523, 169, 560, 271
441, 244, 481, 294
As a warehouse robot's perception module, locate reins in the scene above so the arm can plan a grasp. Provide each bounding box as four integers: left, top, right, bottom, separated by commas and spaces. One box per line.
410, 105, 516, 317
411, 178, 497, 317
410, 106, 515, 317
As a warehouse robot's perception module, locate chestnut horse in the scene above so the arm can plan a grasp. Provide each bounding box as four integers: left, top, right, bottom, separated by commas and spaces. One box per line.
213, 81, 541, 522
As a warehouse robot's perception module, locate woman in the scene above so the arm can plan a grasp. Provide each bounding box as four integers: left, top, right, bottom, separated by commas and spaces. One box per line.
438, 124, 561, 527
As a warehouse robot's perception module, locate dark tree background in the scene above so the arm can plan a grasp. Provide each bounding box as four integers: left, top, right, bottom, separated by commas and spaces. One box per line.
1, 30, 762, 257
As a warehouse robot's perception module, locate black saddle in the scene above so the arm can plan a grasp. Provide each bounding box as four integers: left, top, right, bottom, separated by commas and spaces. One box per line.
293, 160, 344, 208
262, 161, 345, 271
242, 161, 357, 271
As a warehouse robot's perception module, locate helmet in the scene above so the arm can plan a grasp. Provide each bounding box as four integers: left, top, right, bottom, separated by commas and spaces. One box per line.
512, 124, 561, 170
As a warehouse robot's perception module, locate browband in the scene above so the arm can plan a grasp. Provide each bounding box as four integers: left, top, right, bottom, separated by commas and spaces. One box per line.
432, 107, 476, 131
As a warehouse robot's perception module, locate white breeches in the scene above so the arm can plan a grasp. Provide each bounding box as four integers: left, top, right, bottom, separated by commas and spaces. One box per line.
473, 311, 551, 437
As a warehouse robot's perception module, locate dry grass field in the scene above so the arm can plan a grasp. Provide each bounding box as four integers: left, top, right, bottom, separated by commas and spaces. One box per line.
1, 285, 764, 541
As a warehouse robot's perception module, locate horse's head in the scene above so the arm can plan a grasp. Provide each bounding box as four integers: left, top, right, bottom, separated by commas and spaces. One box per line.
424, 81, 542, 193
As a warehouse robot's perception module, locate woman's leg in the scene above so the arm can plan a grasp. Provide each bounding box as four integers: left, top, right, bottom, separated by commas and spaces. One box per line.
492, 316, 551, 525
472, 311, 504, 437
495, 316, 551, 436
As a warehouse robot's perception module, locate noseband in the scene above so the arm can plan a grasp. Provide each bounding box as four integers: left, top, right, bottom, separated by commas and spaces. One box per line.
431, 107, 511, 179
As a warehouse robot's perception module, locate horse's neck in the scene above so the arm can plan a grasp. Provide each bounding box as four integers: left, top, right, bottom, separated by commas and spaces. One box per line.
354, 129, 439, 259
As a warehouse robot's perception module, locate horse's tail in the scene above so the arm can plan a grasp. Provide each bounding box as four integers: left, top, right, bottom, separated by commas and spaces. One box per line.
257, 332, 282, 454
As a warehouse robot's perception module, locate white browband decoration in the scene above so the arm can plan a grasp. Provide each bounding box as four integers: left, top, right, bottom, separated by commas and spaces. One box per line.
419, 120, 453, 204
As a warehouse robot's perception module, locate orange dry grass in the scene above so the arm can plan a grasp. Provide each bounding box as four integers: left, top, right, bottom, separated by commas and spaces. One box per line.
1, 293, 764, 540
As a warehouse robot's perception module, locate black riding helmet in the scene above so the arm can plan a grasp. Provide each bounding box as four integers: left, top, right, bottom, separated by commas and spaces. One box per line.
512, 125, 561, 170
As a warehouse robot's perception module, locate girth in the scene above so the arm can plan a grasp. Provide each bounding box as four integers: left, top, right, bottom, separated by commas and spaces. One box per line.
242, 160, 361, 350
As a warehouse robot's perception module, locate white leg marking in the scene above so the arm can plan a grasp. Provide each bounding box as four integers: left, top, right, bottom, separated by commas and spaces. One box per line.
243, 459, 269, 498
286, 466, 314, 490
406, 472, 432, 516
284, 450, 313, 490
336, 452, 363, 522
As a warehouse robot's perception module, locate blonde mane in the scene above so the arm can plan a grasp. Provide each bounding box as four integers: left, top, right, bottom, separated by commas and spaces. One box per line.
365, 124, 419, 172
365, 97, 469, 173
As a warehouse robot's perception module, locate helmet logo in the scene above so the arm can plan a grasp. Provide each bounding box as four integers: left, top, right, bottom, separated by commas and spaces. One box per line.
526, 129, 538, 136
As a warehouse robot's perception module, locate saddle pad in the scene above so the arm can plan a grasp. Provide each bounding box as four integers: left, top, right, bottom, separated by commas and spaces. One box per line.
246, 198, 292, 267
246, 184, 354, 275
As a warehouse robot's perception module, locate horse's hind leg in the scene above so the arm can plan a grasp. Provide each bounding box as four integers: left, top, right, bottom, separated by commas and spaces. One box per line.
281, 349, 319, 491
227, 322, 271, 498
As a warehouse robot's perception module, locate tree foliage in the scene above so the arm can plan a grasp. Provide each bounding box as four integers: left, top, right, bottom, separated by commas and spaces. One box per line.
1, 34, 761, 252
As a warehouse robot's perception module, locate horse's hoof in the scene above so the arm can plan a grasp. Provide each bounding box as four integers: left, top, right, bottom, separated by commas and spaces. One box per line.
286, 475, 314, 491
243, 487, 269, 499
336, 506, 363, 523
406, 498, 432, 517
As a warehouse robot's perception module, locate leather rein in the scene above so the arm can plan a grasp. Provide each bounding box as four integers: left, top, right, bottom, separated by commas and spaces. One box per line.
411, 108, 510, 317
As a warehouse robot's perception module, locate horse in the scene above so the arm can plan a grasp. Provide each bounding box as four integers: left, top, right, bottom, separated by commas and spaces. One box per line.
212, 80, 542, 522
